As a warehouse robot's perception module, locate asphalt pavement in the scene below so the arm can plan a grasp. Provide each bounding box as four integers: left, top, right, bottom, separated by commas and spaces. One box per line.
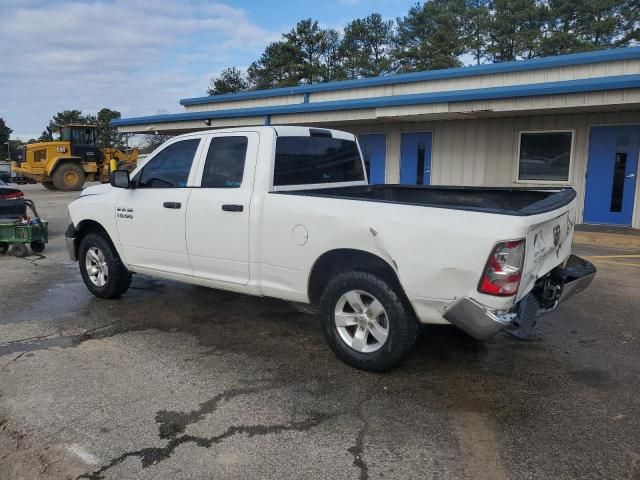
1, 184, 638, 480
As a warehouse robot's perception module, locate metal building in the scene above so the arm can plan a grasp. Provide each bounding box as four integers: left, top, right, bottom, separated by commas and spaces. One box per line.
113, 47, 640, 228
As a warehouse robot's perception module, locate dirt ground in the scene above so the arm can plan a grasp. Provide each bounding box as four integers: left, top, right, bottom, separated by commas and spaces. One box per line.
1, 184, 639, 480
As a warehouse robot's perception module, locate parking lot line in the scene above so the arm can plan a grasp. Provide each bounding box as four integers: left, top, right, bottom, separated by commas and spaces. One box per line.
585, 254, 640, 259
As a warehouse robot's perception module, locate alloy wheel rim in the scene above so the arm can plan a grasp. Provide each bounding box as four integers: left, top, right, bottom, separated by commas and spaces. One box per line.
85, 246, 108, 287
334, 290, 389, 353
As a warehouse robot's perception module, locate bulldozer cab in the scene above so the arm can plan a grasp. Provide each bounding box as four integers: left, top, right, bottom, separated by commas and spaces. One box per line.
58, 125, 102, 163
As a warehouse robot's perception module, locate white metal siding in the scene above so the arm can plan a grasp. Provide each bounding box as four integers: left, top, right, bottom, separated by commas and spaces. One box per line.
184, 94, 305, 112
309, 59, 640, 103
182, 59, 640, 113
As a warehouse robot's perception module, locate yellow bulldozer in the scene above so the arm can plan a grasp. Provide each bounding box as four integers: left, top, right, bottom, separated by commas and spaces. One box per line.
12, 124, 138, 191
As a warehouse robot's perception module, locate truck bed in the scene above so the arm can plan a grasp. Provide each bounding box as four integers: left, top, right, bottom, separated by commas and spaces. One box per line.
278, 185, 576, 216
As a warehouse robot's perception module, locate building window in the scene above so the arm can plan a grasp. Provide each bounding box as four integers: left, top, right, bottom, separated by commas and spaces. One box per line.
517, 131, 573, 182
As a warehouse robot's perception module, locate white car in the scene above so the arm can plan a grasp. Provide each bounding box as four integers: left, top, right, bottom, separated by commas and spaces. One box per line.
66, 126, 595, 371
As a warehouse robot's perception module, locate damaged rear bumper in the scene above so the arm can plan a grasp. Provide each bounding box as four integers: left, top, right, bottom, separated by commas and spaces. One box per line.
443, 255, 596, 341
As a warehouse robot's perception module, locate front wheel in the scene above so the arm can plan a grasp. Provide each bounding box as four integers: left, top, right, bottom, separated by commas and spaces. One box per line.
319, 271, 418, 372
79, 233, 131, 298
52, 163, 85, 191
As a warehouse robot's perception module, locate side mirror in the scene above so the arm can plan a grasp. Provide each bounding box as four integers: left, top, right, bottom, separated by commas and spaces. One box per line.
110, 170, 131, 189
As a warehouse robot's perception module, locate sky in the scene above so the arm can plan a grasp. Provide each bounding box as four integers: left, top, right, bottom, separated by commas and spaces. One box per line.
0, 0, 415, 140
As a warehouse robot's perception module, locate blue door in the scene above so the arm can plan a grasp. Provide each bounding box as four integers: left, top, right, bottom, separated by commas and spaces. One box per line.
359, 134, 386, 184
584, 126, 639, 226
400, 132, 432, 185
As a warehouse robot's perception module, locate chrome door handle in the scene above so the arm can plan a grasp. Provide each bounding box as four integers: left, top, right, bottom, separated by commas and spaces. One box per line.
626, 173, 636, 179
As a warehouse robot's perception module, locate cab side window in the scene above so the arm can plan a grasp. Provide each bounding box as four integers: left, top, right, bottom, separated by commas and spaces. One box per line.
201, 136, 248, 188
137, 139, 200, 188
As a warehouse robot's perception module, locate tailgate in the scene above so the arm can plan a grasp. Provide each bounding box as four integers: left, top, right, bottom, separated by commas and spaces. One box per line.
517, 201, 577, 301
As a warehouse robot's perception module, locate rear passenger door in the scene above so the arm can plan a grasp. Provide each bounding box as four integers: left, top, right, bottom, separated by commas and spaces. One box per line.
116, 136, 203, 277
186, 132, 259, 286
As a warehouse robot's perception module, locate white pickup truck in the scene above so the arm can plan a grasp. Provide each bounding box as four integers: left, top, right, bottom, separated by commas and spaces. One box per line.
66, 126, 595, 371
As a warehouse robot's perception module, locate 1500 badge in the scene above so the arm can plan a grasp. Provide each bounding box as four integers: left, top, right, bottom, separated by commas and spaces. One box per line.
116, 207, 133, 219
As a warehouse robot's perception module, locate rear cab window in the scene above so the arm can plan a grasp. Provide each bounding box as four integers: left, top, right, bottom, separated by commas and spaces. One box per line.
273, 136, 365, 187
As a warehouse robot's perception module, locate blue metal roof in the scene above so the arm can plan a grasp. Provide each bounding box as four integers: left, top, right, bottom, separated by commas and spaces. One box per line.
112, 74, 640, 127
179, 47, 640, 106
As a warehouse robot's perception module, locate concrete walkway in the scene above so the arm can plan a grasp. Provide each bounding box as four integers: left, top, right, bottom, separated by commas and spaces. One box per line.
574, 224, 640, 248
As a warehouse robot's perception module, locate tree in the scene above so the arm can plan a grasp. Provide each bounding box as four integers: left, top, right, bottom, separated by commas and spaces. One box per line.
248, 40, 302, 89
282, 19, 342, 84
463, 0, 492, 64
39, 110, 94, 141
393, 0, 467, 72
95, 108, 128, 149
248, 18, 344, 88
618, 0, 640, 46
207, 67, 250, 96
0, 117, 11, 145
340, 13, 394, 78
38, 130, 52, 142
486, 0, 545, 62
140, 133, 173, 154
0, 118, 12, 160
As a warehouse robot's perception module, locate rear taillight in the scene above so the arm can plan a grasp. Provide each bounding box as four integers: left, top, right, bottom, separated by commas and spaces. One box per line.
478, 240, 525, 297
0, 191, 24, 200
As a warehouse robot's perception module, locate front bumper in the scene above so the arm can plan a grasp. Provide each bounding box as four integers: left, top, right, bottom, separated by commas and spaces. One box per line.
443, 255, 596, 341
65, 223, 77, 261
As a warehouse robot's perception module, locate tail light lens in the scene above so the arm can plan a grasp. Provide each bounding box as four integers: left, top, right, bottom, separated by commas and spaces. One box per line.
478, 240, 525, 297
0, 191, 24, 200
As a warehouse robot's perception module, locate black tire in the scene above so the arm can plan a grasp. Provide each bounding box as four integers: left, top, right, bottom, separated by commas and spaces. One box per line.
0, 244, 8, 254
31, 241, 46, 253
41, 182, 57, 191
319, 271, 418, 372
52, 163, 85, 191
116, 161, 136, 172
78, 233, 131, 298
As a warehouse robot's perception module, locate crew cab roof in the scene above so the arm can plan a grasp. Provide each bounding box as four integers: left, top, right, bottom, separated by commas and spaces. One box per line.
169, 126, 356, 141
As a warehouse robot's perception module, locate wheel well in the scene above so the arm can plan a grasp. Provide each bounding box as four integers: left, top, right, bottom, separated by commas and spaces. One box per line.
74, 220, 115, 257
48, 158, 82, 176
308, 249, 406, 305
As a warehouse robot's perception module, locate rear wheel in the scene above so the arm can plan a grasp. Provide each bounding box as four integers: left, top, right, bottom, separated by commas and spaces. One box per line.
319, 271, 418, 372
41, 182, 57, 191
52, 163, 85, 191
31, 241, 46, 253
0, 244, 8, 254
79, 233, 131, 298
11, 244, 28, 257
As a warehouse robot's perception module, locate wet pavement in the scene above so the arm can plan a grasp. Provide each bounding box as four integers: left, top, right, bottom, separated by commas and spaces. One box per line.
1, 184, 639, 480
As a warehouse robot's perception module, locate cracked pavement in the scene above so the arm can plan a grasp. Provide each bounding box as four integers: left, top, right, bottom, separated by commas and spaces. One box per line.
1, 184, 639, 479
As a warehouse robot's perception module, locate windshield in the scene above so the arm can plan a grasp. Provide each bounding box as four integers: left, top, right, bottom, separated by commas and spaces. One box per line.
60, 127, 70, 141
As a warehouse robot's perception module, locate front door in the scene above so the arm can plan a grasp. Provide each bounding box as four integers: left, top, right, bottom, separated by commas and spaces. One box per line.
400, 132, 432, 185
584, 126, 640, 226
116, 136, 203, 277
186, 132, 259, 286
358, 134, 386, 184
